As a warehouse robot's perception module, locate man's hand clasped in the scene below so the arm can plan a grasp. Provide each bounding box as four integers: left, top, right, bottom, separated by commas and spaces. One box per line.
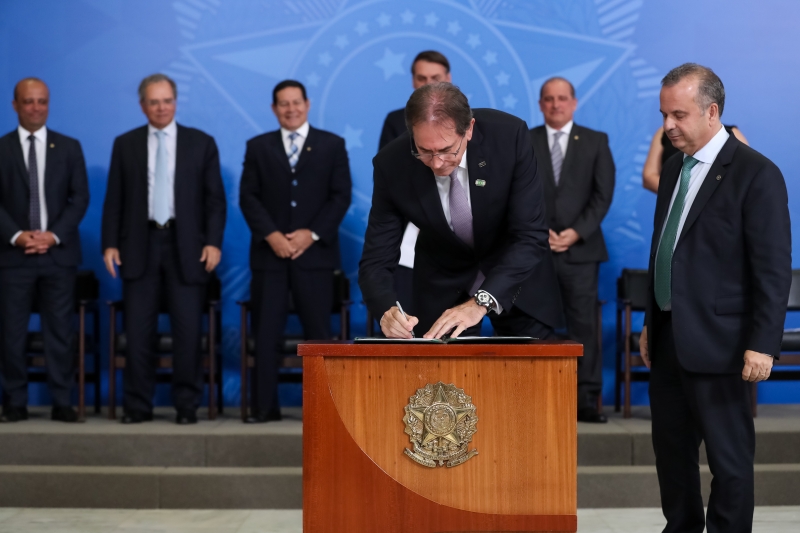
266, 229, 315, 260
639, 325, 773, 382
15, 230, 56, 255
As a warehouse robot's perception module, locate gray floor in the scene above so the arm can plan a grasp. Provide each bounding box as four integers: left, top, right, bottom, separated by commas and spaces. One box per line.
0, 507, 797, 532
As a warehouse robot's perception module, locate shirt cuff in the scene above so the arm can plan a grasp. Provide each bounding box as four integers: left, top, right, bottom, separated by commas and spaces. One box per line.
51, 233, 60, 245
10, 231, 22, 246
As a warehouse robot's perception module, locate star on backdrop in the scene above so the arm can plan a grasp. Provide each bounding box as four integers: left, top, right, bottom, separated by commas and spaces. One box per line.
374, 48, 406, 80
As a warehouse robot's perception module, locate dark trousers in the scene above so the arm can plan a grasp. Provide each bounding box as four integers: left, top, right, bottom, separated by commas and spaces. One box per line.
251, 266, 333, 413
122, 227, 205, 414
553, 255, 601, 409
0, 255, 76, 407
650, 310, 755, 533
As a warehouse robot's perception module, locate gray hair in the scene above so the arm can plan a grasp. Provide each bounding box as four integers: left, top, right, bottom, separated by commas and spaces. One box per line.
138, 73, 177, 102
404, 82, 473, 136
661, 63, 725, 117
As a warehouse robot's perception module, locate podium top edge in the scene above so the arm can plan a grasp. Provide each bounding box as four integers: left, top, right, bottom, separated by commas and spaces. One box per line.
297, 341, 583, 357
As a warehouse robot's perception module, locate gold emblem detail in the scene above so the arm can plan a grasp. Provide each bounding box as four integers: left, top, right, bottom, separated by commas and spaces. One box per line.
403, 382, 478, 468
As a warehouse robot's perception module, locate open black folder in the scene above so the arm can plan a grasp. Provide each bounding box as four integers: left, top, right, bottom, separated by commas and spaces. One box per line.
353, 336, 536, 344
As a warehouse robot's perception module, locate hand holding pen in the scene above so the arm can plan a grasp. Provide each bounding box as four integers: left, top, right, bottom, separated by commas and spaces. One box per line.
378, 301, 419, 338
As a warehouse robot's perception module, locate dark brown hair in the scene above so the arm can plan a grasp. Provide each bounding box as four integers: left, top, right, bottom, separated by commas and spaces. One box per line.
404, 82, 472, 136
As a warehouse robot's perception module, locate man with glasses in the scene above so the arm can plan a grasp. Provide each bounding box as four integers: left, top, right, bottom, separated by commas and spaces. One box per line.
360, 82, 561, 339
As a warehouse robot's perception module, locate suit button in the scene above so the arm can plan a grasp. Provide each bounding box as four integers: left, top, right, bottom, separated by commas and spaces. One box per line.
291, 201, 297, 207
291, 168, 296, 173
292, 180, 298, 186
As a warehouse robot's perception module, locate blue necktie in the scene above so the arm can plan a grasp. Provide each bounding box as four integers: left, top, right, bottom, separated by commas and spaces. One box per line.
287, 132, 300, 170
153, 130, 170, 225
28, 134, 41, 230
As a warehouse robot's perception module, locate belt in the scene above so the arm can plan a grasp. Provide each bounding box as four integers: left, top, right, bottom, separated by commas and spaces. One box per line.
149, 219, 175, 230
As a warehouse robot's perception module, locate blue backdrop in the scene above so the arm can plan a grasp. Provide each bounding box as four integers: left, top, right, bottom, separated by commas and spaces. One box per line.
1, 0, 798, 407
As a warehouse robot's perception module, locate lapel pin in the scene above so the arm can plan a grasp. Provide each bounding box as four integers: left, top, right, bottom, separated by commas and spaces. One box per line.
478, 161, 486, 167
475, 179, 486, 187
50, 143, 55, 148
306, 146, 312, 151
574, 135, 579, 140
716, 175, 722, 181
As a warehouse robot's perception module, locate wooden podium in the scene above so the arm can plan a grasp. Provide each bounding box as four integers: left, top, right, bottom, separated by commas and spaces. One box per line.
298, 341, 581, 533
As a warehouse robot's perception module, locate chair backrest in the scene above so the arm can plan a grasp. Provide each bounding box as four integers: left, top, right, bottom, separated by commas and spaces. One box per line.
787, 269, 800, 311
287, 269, 350, 314
618, 269, 649, 310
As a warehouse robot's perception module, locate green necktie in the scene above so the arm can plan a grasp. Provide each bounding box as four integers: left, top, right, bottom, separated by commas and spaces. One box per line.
654, 156, 700, 310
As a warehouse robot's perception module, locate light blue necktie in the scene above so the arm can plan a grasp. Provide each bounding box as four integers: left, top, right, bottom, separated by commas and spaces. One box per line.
153, 130, 170, 225
551, 131, 564, 185
654, 156, 700, 310
287, 132, 300, 170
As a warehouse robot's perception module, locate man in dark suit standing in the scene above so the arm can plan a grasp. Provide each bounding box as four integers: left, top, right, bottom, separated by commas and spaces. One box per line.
0, 78, 89, 423
102, 74, 226, 425
530, 77, 615, 423
361, 82, 561, 339
377, 51, 452, 315
240, 80, 351, 422
640, 63, 791, 533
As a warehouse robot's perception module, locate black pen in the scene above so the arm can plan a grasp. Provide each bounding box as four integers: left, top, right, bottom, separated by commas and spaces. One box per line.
396, 300, 415, 338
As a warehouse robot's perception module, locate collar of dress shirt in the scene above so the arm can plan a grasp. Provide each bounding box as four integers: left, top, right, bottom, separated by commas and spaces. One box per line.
544, 120, 573, 139
281, 121, 310, 141
685, 124, 729, 164
148, 120, 177, 138
18, 124, 47, 145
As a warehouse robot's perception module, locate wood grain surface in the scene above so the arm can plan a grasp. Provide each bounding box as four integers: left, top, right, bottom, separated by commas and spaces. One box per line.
298, 341, 583, 357
303, 346, 579, 532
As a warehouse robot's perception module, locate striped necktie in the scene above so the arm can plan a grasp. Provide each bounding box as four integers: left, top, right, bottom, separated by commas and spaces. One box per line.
551, 131, 564, 185
654, 156, 700, 310
287, 132, 300, 170
448, 167, 473, 247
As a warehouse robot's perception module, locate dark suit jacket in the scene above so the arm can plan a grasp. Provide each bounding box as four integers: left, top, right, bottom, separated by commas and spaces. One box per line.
0, 129, 89, 267
101, 124, 226, 284
378, 108, 406, 151
239, 126, 352, 271
360, 108, 562, 332
644, 134, 792, 373
530, 124, 615, 263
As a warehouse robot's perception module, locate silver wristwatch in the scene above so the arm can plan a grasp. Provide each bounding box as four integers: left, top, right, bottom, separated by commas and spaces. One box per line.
474, 290, 494, 313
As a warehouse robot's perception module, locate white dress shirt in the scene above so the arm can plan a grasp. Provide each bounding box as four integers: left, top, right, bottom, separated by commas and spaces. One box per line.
545, 120, 574, 158
147, 120, 177, 220
280, 121, 309, 156
658, 125, 730, 251
10, 125, 58, 245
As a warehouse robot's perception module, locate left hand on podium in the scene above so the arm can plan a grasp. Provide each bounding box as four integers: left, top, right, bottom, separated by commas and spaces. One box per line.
424, 299, 487, 339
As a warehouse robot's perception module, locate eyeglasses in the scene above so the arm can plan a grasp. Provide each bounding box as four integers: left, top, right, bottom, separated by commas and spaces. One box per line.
410, 134, 465, 163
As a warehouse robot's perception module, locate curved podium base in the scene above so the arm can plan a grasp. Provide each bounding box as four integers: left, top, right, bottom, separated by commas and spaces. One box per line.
302, 346, 579, 533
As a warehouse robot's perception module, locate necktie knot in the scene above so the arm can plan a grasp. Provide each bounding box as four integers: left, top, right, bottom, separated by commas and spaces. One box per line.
553, 131, 563, 140
288, 132, 299, 141
28, 134, 35, 142
682, 155, 699, 172
449, 168, 459, 182
155, 130, 165, 139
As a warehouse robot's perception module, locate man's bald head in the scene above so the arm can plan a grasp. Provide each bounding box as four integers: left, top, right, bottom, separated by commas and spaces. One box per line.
12, 78, 50, 133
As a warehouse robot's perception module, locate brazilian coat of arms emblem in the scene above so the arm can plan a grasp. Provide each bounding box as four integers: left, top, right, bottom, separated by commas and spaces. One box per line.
403, 382, 479, 468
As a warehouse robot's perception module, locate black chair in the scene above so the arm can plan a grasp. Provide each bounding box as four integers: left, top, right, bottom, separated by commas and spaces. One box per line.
107, 274, 223, 420
615, 268, 650, 418
24, 270, 101, 420
752, 269, 800, 417
238, 269, 351, 421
